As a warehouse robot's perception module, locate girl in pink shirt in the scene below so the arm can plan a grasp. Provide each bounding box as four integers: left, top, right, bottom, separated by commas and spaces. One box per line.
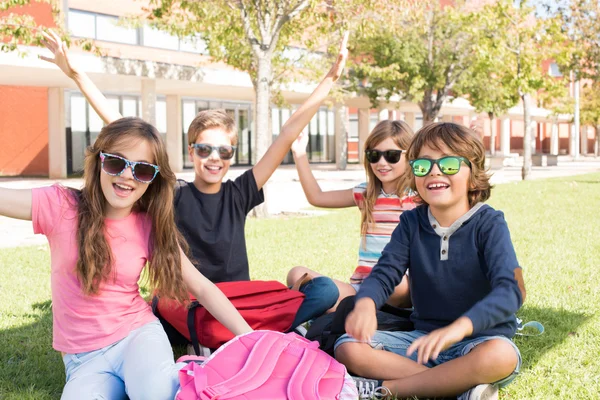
0, 116, 252, 399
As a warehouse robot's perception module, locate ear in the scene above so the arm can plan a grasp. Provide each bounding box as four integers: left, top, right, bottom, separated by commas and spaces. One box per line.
188, 145, 194, 162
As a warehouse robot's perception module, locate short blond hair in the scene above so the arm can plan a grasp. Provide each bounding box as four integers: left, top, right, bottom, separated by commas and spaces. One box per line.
187, 109, 238, 146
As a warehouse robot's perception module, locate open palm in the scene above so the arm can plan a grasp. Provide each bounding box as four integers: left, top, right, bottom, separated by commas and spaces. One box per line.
39, 30, 77, 78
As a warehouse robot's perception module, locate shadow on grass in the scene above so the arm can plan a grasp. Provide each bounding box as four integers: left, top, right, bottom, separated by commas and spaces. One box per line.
514, 305, 589, 372
0, 300, 63, 400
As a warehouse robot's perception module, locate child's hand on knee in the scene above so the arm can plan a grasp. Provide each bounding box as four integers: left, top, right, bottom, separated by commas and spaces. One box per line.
345, 298, 377, 343
407, 316, 474, 364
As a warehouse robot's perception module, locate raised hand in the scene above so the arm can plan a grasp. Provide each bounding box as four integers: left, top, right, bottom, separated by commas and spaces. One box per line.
326, 31, 349, 82
39, 30, 78, 78
291, 130, 310, 157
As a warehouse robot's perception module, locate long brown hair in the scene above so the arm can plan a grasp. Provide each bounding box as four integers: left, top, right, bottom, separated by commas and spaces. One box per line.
406, 122, 492, 207
76, 117, 188, 303
360, 120, 414, 238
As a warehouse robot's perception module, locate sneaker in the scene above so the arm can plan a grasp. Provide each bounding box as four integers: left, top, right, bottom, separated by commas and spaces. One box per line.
186, 343, 212, 357
293, 324, 308, 337
460, 384, 499, 400
352, 376, 392, 399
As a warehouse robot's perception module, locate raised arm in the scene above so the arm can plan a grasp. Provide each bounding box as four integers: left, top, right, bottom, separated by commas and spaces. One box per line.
181, 250, 252, 336
252, 31, 349, 190
292, 131, 355, 208
40, 30, 122, 124
0, 187, 32, 220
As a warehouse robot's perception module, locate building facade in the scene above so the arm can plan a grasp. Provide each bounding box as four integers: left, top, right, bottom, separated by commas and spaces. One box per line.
0, 0, 595, 177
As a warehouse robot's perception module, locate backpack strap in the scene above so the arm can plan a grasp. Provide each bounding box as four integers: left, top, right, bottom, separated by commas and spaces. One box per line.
515, 317, 544, 337
200, 332, 295, 399
187, 301, 202, 356
287, 347, 335, 400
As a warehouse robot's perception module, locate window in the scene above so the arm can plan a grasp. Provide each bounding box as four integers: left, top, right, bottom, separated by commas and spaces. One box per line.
549, 62, 562, 77
96, 14, 138, 44
143, 26, 179, 51
68, 10, 95, 39
68, 9, 206, 53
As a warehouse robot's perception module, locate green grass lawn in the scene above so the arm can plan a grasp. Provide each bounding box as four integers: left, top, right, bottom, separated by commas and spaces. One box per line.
1, 173, 600, 399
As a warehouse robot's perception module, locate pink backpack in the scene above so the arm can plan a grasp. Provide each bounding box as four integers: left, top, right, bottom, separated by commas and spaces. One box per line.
176, 330, 358, 400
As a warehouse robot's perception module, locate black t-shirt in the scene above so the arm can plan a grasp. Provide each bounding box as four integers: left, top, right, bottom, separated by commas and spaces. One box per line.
174, 169, 264, 283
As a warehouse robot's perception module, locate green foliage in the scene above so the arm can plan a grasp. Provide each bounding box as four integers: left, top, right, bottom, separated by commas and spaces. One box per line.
554, 0, 600, 82
581, 81, 600, 125
0, 0, 101, 56
348, 0, 483, 122
142, 0, 348, 93
0, 0, 54, 54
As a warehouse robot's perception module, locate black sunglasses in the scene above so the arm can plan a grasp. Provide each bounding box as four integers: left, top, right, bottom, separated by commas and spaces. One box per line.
409, 156, 471, 177
191, 143, 236, 160
364, 149, 403, 164
99, 152, 160, 183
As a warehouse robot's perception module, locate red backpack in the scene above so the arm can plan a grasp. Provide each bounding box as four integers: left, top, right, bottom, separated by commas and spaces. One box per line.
152, 280, 305, 352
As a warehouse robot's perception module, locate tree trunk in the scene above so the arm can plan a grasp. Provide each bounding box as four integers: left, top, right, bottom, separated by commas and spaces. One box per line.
489, 112, 497, 156
252, 53, 273, 218
594, 124, 600, 157
335, 105, 349, 170
521, 93, 532, 181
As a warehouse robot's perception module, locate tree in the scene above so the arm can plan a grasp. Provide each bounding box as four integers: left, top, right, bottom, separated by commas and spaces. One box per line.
581, 82, 600, 156
0, 0, 57, 54
554, 0, 600, 156
480, 0, 566, 180
455, 50, 520, 156
143, 1, 367, 164
348, 0, 483, 124
1, 0, 98, 55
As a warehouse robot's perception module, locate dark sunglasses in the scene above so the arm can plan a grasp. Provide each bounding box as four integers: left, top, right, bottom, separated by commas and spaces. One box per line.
364, 149, 403, 164
409, 156, 471, 177
99, 152, 160, 183
191, 143, 236, 160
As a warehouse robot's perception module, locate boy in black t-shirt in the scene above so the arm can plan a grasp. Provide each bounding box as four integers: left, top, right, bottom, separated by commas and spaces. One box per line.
42, 30, 350, 330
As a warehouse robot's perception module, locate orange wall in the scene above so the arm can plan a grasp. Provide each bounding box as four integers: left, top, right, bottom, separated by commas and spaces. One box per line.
0, 1, 56, 27
0, 86, 49, 176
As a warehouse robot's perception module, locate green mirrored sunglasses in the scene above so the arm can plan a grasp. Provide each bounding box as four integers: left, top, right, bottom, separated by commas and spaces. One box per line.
409, 156, 471, 177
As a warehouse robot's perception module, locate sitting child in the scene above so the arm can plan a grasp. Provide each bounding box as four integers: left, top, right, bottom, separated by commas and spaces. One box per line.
337, 122, 526, 400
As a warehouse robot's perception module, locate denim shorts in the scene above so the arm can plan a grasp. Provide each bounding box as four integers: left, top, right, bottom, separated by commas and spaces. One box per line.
335, 330, 521, 388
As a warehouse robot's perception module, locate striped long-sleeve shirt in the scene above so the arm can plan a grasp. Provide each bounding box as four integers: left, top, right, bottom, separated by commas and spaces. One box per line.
350, 182, 416, 284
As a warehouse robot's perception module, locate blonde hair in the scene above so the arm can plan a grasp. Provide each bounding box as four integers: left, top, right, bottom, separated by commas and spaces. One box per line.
187, 109, 238, 146
406, 122, 492, 207
360, 120, 414, 239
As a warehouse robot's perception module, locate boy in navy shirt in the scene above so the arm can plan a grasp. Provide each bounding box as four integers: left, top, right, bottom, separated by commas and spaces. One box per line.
337, 123, 526, 400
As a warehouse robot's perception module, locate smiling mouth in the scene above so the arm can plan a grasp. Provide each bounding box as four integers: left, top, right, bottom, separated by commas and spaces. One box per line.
113, 182, 134, 197
427, 182, 450, 190
205, 165, 222, 171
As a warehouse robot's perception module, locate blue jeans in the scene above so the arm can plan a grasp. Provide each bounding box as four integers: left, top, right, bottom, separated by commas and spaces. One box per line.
61, 320, 184, 400
291, 276, 339, 329
335, 330, 521, 390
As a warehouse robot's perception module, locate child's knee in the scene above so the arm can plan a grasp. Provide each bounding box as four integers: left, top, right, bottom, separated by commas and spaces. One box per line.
473, 339, 519, 377
335, 342, 367, 369
287, 266, 310, 286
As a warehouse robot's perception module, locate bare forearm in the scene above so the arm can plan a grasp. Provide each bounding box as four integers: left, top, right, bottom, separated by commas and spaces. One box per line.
71, 70, 122, 124
193, 284, 252, 336
293, 153, 324, 205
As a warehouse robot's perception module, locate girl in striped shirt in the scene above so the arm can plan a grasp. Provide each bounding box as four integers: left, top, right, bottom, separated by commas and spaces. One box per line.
287, 120, 416, 310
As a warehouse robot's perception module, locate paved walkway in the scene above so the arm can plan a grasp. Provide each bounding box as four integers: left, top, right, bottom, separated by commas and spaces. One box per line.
1, 156, 599, 248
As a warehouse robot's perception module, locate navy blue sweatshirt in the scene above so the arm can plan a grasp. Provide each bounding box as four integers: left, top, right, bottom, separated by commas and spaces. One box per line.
356, 203, 523, 339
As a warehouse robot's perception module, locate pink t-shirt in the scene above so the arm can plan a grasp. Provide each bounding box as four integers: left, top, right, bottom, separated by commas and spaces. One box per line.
32, 185, 157, 354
